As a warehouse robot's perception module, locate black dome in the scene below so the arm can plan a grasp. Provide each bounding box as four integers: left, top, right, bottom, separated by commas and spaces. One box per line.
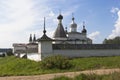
57, 14, 63, 19
82, 29, 87, 33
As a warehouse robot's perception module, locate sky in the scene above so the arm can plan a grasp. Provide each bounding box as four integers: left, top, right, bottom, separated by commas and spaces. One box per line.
0, 0, 120, 48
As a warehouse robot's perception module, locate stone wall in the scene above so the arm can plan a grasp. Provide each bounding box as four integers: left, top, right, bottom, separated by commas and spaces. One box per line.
53, 49, 120, 58
53, 44, 120, 49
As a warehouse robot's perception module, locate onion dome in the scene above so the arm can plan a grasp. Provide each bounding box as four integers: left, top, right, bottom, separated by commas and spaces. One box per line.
71, 17, 77, 28
57, 14, 63, 20
70, 15, 77, 32
82, 28, 87, 33
82, 22, 87, 33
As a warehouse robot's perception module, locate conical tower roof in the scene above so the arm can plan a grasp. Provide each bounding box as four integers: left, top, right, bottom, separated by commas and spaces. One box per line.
33, 34, 36, 42
53, 14, 67, 38
29, 34, 32, 43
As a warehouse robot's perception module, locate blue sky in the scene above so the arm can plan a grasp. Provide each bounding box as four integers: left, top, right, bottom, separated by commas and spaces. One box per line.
0, 0, 120, 48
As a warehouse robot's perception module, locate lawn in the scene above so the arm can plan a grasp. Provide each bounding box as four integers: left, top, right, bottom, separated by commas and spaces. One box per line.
0, 56, 120, 76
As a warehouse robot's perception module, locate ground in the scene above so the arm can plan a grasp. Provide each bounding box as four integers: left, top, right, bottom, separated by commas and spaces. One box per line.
0, 68, 120, 80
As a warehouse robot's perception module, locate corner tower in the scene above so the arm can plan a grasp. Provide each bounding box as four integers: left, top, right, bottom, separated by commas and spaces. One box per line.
29, 34, 32, 43
37, 17, 53, 60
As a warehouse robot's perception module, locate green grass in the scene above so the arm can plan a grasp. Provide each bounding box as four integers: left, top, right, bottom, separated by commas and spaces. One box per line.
70, 56, 120, 71
0, 56, 42, 76
51, 72, 120, 80
0, 56, 120, 76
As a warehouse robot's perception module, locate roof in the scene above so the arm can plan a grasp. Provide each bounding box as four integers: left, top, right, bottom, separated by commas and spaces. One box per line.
37, 34, 53, 42
37, 17, 53, 42
53, 23, 67, 38
13, 43, 26, 47
27, 43, 38, 45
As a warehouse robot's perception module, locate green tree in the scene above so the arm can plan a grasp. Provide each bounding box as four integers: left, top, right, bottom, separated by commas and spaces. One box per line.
103, 36, 120, 44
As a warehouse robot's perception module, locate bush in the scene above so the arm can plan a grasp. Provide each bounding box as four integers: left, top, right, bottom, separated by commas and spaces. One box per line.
6, 51, 13, 56
41, 55, 72, 69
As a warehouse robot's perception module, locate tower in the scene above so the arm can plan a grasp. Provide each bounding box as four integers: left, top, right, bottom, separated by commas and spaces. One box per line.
33, 34, 36, 43
82, 21, 87, 34
37, 17, 53, 60
53, 13, 67, 40
29, 34, 32, 43
70, 13, 77, 32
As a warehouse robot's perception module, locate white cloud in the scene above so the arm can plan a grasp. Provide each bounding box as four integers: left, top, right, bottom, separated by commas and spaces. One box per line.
49, 11, 55, 17
0, 0, 47, 48
111, 7, 119, 13
88, 31, 100, 41
0, 0, 80, 48
108, 8, 120, 39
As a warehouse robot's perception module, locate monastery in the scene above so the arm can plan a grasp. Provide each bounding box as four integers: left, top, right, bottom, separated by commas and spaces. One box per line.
13, 13, 120, 61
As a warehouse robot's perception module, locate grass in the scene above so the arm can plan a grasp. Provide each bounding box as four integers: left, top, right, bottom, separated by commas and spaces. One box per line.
51, 72, 120, 80
0, 56, 120, 76
70, 56, 120, 71
0, 56, 41, 76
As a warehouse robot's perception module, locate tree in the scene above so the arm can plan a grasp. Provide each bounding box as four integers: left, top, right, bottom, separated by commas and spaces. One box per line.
6, 50, 13, 56
103, 36, 120, 44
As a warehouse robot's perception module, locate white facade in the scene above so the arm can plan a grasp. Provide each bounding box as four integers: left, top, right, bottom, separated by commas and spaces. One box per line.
13, 44, 26, 53
38, 41, 53, 60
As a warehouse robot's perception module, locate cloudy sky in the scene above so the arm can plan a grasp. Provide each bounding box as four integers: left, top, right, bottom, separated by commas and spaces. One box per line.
0, 0, 120, 48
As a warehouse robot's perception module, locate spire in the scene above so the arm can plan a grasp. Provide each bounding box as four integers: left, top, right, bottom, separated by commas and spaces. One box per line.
37, 17, 53, 42
59, 9, 61, 14
83, 21, 85, 29
72, 13, 75, 23
82, 21, 87, 33
43, 17, 46, 34
57, 10, 63, 20
33, 34, 36, 43
29, 34, 32, 43
65, 25, 68, 34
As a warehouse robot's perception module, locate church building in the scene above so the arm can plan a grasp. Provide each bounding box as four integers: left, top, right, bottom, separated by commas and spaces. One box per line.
53, 13, 92, 44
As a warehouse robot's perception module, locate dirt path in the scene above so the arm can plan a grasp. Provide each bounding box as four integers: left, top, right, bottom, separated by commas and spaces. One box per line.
0, 68, 120, 80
